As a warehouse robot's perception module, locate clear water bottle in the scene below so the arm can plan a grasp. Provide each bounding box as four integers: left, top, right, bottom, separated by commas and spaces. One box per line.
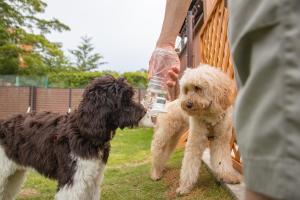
140, 47, 179, 125
142, 75, 168, 119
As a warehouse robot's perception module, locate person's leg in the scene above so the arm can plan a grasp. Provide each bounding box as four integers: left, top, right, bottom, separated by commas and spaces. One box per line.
229, 0, 300, 199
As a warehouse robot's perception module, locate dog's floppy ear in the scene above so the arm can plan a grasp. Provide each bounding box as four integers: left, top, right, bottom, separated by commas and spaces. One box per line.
115, 77, 134, 108
179, 68, 193, 97
77, 87, 109, 136
215, 78, 236, 110
76, 76, 117, 136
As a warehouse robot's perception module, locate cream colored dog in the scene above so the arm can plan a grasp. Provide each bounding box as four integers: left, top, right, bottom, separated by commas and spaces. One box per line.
151, 64, 241, 195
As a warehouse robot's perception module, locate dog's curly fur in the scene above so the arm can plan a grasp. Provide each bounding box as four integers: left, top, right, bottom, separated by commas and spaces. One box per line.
151, 64, 241, 195
0, 75, 146, 200
150, 99, 189, 180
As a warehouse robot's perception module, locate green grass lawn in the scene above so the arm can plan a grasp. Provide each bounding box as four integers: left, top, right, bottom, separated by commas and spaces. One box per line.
17, 128, 233, 200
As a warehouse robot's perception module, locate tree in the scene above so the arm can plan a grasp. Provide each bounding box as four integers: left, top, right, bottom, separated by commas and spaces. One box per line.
122, 71, 148, 88
69, 36, 106, 71
0, 0, 70, 75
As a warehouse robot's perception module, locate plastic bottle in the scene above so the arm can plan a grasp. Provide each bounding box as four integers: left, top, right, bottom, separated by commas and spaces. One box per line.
141, 47, 179, 123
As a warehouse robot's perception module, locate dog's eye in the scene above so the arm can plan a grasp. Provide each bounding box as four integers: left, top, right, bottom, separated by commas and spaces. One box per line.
194, 86, 202, 92
184, 87, 188, 94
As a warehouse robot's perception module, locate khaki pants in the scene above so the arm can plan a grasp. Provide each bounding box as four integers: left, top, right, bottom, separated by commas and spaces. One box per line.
229, 0, 300, 199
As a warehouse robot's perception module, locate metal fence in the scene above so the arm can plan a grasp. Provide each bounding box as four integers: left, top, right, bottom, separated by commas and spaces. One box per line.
0, 75, 49, 88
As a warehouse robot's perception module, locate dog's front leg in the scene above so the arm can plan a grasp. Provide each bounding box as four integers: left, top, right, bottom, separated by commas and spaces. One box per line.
176, 117, 208, 196
210, 123, 241, 184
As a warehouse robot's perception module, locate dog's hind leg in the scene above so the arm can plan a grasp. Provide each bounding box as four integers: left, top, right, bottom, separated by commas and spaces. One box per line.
151, 100, 189, 181
151, 127, 184, 181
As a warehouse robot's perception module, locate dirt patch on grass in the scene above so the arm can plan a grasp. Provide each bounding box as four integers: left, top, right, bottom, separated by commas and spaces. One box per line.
19, 188, 40, 199
162, 167, 180, 200
161, 165, 230, 200
162, 167, 202, 200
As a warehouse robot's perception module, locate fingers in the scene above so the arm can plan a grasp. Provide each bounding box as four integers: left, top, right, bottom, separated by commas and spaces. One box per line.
172, 66, 180, 74
166, 67, 180, 87
168, 70, 179, 81
166, 81, 175, 87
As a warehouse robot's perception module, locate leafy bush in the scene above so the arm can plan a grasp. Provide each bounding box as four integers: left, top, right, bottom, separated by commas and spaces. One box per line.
48, 71, 104, 88
47, 71, 148, 88
122, 71, 147, 88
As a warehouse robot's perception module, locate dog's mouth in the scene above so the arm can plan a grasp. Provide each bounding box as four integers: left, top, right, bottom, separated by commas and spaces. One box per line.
182, 100, 212, 115
119, 106, 146, 129
135, 107, 147, 123
184, 108, 200, 116
204, 100, 212, 110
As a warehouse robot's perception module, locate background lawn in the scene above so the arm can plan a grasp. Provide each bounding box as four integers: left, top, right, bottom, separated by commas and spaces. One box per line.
17, 128, 233, 200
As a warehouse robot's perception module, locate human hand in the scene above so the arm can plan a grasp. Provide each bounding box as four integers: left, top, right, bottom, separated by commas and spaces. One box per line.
148, 47, 180, 88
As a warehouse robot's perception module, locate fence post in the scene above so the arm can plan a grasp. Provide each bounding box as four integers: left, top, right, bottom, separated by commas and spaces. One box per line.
15, 76, 20, 87
68, 88, 72, 113
187, 10, 194, 68
27, 87, 31, 113
27, 86, 36, 113
32, 87, 36, 112
45, 76, 48, 88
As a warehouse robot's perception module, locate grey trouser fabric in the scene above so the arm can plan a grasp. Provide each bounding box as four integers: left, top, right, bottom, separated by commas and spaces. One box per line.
228, 0, 300, 199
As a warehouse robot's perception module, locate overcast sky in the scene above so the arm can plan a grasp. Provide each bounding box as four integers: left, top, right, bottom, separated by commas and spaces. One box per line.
43, 0, 166, 72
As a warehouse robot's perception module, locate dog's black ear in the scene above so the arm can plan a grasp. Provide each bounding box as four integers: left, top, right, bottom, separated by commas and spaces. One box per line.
76, 76, 118, 136
114, 78, 134, 108
114, 78, 146, 129
117, 77, 126, 82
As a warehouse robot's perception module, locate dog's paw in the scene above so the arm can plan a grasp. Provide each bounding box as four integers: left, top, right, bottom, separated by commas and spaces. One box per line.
150, 169, 163, 181
176, 186, 191, 196
217, 172, 242, 184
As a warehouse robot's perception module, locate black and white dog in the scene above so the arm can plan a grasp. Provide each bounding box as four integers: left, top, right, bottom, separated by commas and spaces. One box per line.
0, 75, 146, 200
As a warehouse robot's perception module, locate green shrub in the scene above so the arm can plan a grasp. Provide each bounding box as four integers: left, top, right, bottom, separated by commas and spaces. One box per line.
47, 71, 148, 88
122, 71, 147, 88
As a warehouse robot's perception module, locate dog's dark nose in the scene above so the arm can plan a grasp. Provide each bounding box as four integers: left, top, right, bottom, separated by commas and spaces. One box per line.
186, 101, 193, 109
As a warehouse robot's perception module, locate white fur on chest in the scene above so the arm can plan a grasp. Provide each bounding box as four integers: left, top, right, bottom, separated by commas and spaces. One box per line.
55, 156, 106, 200
0, 146, 18, 175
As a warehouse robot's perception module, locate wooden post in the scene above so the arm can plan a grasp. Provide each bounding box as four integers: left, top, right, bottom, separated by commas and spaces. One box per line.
187, 11, 194, 68
28, 86, 36, 113
27, 87, 32, 113
68, 88, 72, 113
